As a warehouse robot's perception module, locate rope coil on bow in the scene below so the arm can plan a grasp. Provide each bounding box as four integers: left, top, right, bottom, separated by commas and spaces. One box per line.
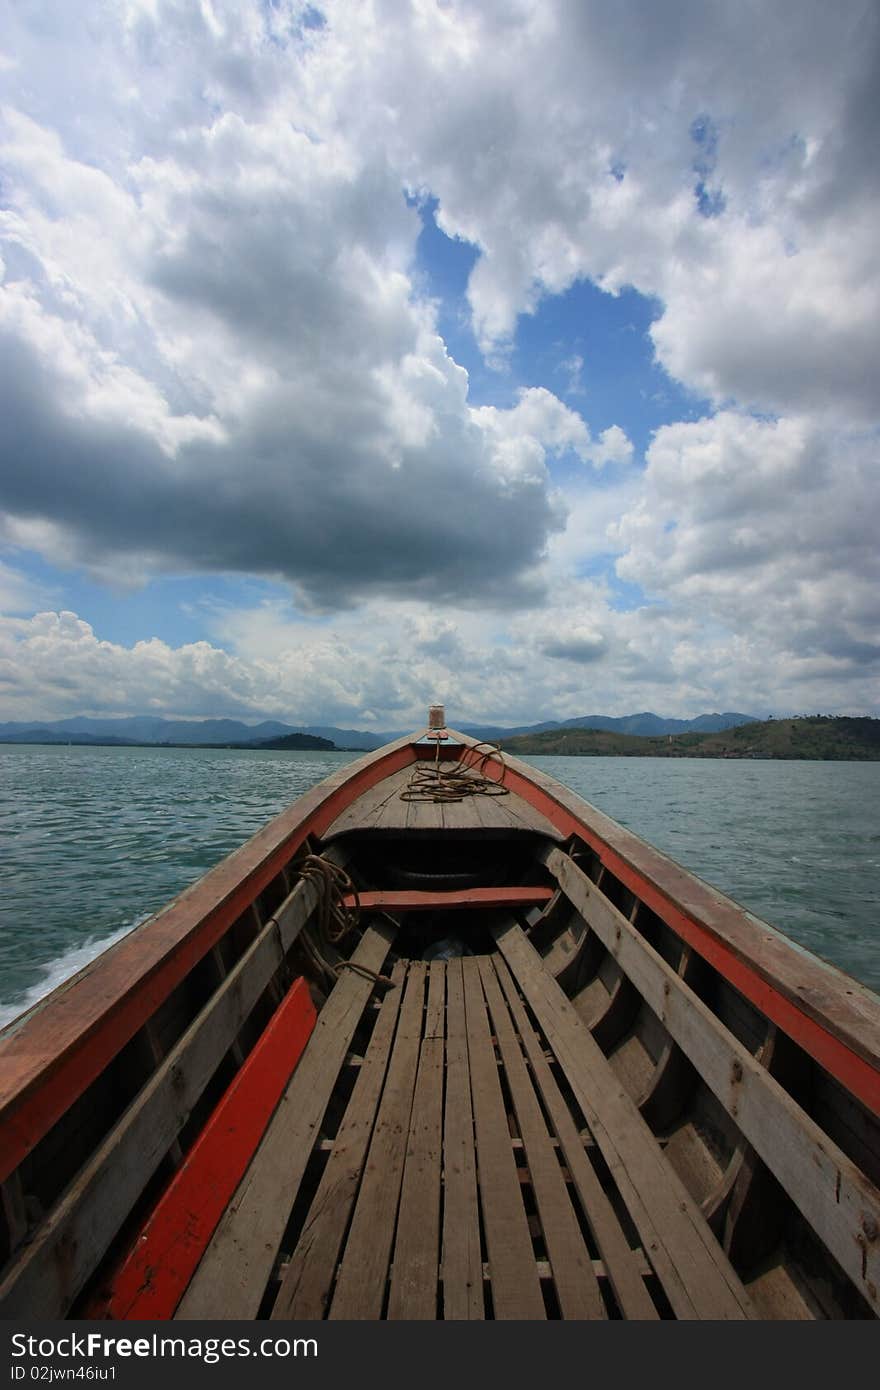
400, 739, 510, 803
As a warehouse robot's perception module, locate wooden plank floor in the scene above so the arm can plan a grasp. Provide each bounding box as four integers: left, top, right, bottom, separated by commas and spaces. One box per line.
173, 946, 757, 1319
323, 763, 564, 841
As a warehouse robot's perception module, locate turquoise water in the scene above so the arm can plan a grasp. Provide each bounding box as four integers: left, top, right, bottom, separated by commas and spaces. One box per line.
1, 745, 878, 1027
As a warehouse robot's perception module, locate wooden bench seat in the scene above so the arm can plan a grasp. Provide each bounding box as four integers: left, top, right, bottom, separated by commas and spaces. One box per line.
491, 922, 754, 1320
175, 933, 754, 1319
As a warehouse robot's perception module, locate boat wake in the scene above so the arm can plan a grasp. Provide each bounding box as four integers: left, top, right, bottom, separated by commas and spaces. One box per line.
0, 918, 147, 1033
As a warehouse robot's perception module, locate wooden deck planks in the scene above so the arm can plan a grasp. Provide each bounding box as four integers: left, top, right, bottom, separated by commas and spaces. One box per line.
440, 958, 484, 1319
270, 961, 407, 1320
492, 923, 754, 1320
320, 774, 405, 839
492, 955, 659, 1320
387, 962, 446, 1319
322, 761, 564, 839
328, 963, 427, 1319
541, 845, 880, 1314
174, 923, 396, 1320
170, 936, 760, 1321
477, 958, 606, 1320
461, 957, 546, 1320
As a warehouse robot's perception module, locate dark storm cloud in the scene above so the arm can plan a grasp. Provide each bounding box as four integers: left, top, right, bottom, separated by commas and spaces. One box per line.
0, 323, 562, 608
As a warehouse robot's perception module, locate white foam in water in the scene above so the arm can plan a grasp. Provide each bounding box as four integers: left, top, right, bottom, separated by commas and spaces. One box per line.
0, 918, 147, 1034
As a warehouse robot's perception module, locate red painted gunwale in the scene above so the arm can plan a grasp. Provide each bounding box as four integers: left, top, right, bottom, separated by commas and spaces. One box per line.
2, 724, 877, 1200
82, 976, 316, 1321
449, 729, 880, 1116
0, 735, 420, 1184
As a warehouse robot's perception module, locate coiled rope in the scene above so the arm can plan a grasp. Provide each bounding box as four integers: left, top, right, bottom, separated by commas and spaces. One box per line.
400, 739, 510, 803
297, 853, 361, 944
296, 853, 395, 989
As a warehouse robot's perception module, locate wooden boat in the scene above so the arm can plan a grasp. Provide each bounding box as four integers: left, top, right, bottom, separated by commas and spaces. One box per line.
1, 718, 878, 1321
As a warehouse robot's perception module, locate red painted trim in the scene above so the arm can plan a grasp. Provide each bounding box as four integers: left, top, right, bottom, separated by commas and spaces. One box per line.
82, 978, 316, 1320
345, 887, 554, 912
0, 740, 419, 1183
450, 734, 880, 1117
588, 843, 880, 1118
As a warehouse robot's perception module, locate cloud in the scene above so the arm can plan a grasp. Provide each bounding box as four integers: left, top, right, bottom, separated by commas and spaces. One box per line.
612, 411, 880, 680
311, 0, 880, 422
5, 569, 877, 732
539, 626, 607, 663
0, 2, 877, 723
587, 425, 634, 468
0, 98, 583, 608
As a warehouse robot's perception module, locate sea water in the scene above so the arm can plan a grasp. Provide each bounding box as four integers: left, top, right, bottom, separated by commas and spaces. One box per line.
0, 744, 877, 1029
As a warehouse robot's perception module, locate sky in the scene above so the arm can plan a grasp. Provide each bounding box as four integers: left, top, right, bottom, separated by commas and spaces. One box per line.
0, 0, 878, 731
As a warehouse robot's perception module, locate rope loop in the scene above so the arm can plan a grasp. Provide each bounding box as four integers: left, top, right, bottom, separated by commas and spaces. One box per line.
295, 853, 396, 990
400, 739, 510, 803
297, 852, 360, 944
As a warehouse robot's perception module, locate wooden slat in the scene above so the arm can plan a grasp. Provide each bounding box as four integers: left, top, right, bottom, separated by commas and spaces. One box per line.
542, 846, 880, 1313
439, 794, 485, 831
387, 962, 446, 1319
493, 923, 754, 1320
175, 923, 396, 1320
86, 978, 316, 1320
441, 958, 483, 1319
345, 887, 554, 913
461, 957, 546, 1320
0, 876, 325, 1320
322, 772, 405, 838
329, 964, 427, 1319
0, 737, 418, 1184
404, 788, 436, 831
477, 958, 605, 1319
447, 727, 880, 1114
139, 1022, 184, 1167
325, 754, 565, 840
271, 962, 407, 1320
493, 956, 659, 1320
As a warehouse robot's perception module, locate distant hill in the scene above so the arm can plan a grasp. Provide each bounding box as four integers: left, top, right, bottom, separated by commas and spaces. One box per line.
0, 729, 141, 746
253, 732, 336, 751
500, 716, 880, 760
0, 716, 390, 749
463, 711, 757, 740
0, 710, 760, 749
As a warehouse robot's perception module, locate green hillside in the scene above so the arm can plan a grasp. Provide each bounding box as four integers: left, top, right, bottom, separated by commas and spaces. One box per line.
500, 716, 880, 760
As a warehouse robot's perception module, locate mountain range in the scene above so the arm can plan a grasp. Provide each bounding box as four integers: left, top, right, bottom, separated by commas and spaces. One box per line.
0, 711, 759, 750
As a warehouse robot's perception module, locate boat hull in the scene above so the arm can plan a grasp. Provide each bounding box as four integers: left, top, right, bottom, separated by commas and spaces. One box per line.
0, 729, 877, 1319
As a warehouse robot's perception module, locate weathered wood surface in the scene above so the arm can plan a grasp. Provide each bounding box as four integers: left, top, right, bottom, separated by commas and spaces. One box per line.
345, 887, 554, 913
387, 962, 446, 1319
87, 978, 316, 1320
492, 922, 755, 1319
324, 761, 564, 840
445, 728, 880, 1113
542, 845, 880, 1313
461, 957, 546, 1319
491, 955, 658, 1319
0, 736, 418, 1184
329, 963, 427, 1318
0, 875, 326, 1319
175, 923, 396, 1320
477, 957, 604, 1319
272, 962, 407, 1320
440, 958, 484, 1319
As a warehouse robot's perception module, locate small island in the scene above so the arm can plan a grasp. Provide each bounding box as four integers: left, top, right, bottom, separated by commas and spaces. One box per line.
499, 715, 880, 760
250, 732, 337, 751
